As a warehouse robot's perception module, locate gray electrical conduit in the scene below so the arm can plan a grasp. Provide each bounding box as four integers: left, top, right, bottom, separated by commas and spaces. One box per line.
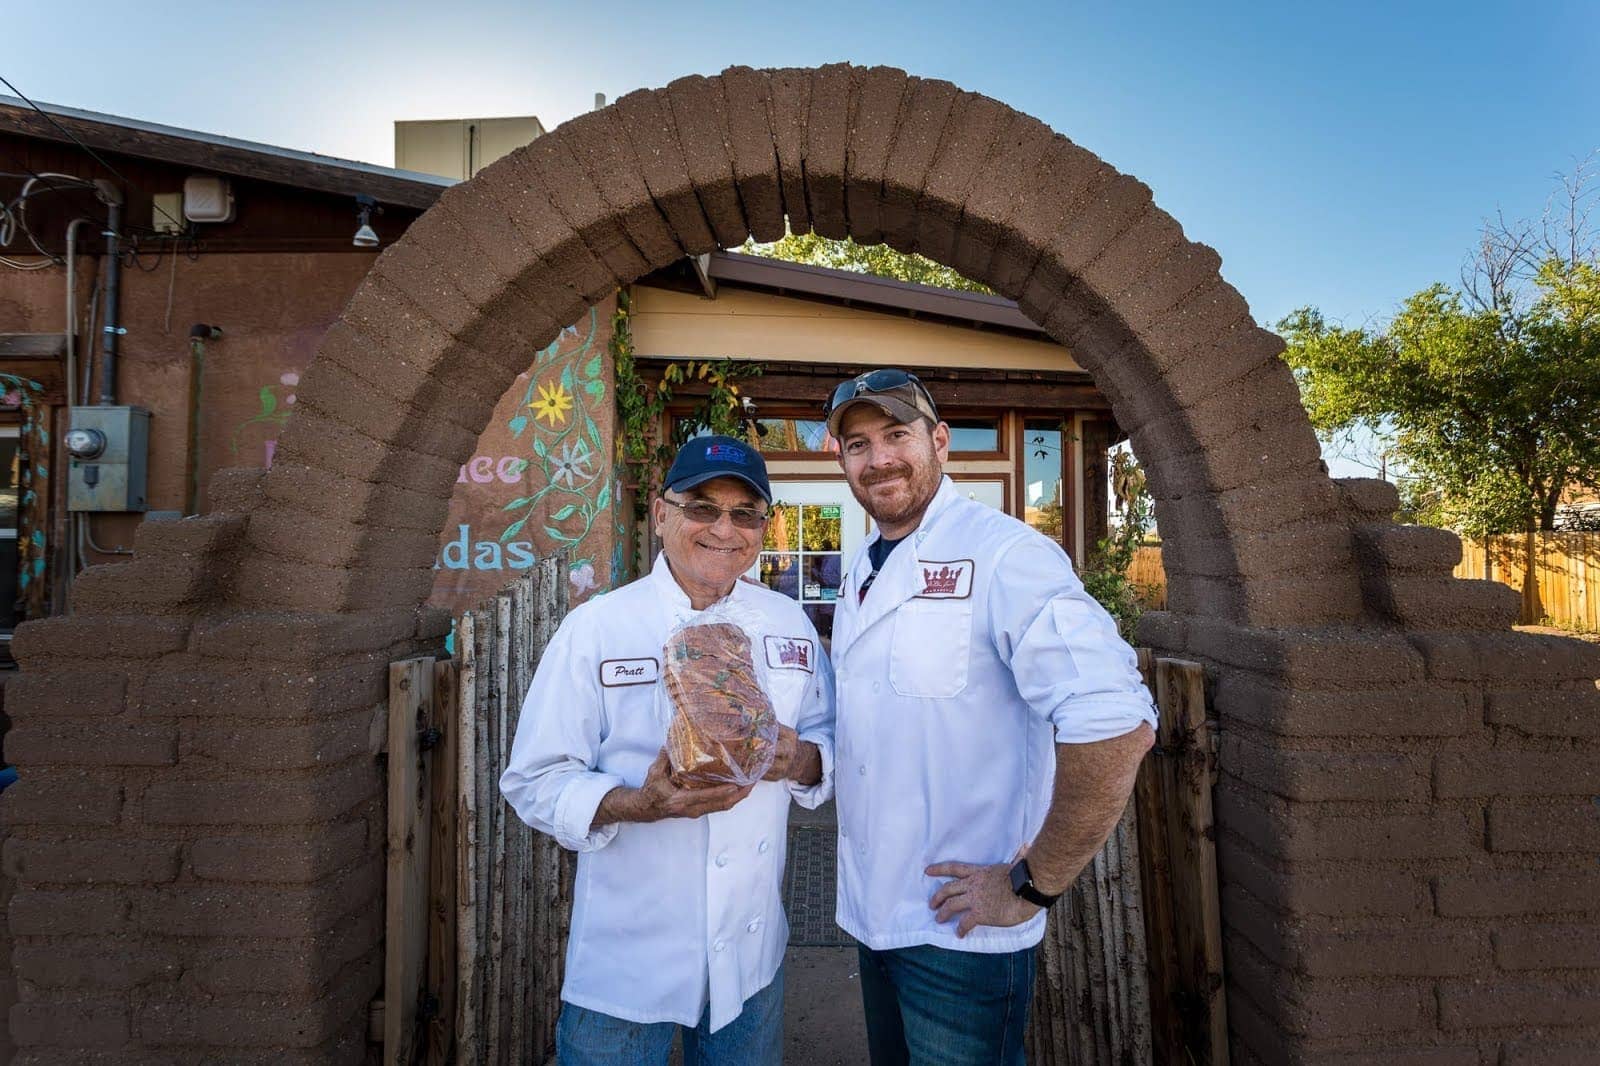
69, 215, 133, 563
63, 217, 92, 581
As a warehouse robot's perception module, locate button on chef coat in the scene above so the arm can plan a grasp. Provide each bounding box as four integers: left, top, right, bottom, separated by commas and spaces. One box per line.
500, 554, 835, 1031
830, 477, 1155, 954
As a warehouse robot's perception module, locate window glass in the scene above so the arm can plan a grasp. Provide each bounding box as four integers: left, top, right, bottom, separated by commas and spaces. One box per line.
753, 418, 835, 453
758, 502, 844, 636
946, 418, 999, 452
1023, 419, 1065, 540
0, 435, 17, 530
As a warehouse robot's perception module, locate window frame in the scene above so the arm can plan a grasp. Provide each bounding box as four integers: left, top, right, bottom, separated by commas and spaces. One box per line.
1014, 412, 1077, 553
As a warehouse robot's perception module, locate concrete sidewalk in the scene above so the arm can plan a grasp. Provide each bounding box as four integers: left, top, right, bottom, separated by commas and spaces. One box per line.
783, 946, 868, 1063
671, 799, 870, 1063
781, 799, 869, 1062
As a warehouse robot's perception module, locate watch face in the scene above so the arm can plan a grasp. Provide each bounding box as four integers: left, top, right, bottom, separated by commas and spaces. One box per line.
1009, 858, 1031, 895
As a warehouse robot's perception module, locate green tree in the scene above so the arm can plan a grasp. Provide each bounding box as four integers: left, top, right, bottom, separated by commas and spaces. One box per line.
1278, 158, 1600, 618
741, 230, 992, 293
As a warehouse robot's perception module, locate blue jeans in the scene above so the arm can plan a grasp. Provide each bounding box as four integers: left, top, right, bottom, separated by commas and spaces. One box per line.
555, 966, 783, 1066
857, 943, 1035, 1066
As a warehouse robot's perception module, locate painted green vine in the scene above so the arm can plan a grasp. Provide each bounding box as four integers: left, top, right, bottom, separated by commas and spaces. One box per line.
499, 307, 610, 575
611, 290, 764, 537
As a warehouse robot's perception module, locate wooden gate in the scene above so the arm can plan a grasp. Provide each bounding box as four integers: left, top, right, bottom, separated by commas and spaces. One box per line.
380, 556, 572, 1066
383, 562, 1227, 1066
1024, 652, 1228, 1066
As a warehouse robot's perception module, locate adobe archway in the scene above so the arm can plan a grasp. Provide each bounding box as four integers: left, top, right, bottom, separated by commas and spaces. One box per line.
8, 65, 1598, 1063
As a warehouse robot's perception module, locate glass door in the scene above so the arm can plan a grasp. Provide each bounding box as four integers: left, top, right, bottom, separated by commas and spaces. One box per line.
753, 481, 869, 644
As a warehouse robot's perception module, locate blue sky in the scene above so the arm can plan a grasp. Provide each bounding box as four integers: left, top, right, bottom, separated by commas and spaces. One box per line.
8, 1, 1598, 474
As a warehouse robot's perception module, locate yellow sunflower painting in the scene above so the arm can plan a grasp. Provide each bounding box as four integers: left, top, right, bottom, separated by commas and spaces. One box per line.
528, 380, 573, 427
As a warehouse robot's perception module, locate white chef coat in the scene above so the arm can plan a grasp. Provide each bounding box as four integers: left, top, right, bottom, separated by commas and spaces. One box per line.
831, 477, 1155, 954
499, 554, 835, 1031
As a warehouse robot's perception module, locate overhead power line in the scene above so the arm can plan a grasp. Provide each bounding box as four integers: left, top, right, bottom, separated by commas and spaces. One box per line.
0, 72, 185, 231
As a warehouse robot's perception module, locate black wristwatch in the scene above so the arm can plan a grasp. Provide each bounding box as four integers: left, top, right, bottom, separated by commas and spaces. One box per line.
1008, 858, 1062, 909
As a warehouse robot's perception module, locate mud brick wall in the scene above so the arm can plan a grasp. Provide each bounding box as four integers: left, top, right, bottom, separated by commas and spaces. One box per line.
7, 65, 1598, 1062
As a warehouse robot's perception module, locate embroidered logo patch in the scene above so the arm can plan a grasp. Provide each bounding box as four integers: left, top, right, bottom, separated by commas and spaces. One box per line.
706, 442, 748, 463
764, 635, 815, 672
915, 560, 974, 599
599, 657, 660, 687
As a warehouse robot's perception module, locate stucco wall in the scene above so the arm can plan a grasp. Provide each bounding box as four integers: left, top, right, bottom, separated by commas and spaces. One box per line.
1, 253, 617, 618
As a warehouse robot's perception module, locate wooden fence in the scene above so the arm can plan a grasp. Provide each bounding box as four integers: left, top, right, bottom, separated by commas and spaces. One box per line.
1026, 653, 1226, 1066
1455, 532, 1599, 630
383, 561, 1226, 1066
381, 556, 572, 1066
1127, 545, 1167, 609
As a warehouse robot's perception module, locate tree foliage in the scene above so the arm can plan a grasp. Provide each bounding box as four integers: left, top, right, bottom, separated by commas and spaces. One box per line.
741, 231, 992, 294
1278, 159, 1600, 538
1080, 454, 1155, 641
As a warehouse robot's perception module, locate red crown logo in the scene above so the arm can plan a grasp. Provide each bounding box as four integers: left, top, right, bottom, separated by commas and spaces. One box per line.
922, 565, 960, 596
777, 640, 809, 669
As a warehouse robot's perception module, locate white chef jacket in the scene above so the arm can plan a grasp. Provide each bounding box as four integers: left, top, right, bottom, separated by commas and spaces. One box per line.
499, 554, 835, 1031
831, 477, 1155, 954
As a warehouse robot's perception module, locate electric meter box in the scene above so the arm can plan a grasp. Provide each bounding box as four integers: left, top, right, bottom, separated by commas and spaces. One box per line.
66, 406, 151, 512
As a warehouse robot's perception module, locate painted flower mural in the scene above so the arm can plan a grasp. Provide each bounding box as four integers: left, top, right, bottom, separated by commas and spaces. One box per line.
231, 369, 300, 466
529, 381, 573, 427
496, 307, 614, 601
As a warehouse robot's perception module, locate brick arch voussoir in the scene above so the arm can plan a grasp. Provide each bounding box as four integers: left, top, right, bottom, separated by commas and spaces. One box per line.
269, 64, 1358, 619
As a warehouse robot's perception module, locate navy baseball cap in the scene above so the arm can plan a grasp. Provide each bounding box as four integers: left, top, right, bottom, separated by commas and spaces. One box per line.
664, 435, 772, 503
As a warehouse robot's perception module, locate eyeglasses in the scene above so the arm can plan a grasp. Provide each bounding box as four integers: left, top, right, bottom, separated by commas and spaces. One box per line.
660, 496, 770, 530
822, 368, 938, 420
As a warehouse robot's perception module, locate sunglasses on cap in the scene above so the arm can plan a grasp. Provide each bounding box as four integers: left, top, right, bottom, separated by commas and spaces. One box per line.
822, 368, 939, 420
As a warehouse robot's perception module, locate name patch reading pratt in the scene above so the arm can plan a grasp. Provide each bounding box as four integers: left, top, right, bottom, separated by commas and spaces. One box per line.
764, 636, 815, 672
914, 560, 975, 599
599, 657, 660, 687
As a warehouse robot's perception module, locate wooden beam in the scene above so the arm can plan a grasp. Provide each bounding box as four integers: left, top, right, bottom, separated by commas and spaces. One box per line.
1081, 420, 1111, 551
386, 657, 436, 1066
0, 102, 446, 209
0, 334, 66, 359
426, 660, 459, 1066
1134, 654, 1229, 1066
637, 360, 1109, 412
454, 611, 481, 1066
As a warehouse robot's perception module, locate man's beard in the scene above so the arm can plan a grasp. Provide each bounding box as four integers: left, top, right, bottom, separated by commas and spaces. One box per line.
849, 457, 941, 529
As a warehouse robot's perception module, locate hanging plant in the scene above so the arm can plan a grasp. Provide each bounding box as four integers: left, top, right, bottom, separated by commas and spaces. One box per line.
611, 291, 763, 567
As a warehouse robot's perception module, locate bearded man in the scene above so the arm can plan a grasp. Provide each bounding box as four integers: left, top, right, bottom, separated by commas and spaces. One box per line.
824, 369, 1156, 1066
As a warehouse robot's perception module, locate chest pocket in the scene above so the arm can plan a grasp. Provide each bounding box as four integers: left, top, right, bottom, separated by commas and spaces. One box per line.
889, 598, 973, 698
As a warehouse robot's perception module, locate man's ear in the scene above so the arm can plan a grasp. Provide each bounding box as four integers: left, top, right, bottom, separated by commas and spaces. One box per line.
931, 421, 951, 462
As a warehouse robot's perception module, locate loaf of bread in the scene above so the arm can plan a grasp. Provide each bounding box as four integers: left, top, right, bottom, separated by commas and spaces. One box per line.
663, 621, 777, 787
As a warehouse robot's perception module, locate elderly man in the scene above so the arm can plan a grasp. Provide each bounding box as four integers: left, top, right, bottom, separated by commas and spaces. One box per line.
823, 369, 1156, 1065
500, 435, 834, 1066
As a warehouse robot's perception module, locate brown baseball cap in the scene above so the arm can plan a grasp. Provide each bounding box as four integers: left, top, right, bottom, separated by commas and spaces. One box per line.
823, 369, 940, 436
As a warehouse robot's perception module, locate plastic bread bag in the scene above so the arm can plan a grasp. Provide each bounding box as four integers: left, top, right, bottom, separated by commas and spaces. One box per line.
657, 598, 779, 788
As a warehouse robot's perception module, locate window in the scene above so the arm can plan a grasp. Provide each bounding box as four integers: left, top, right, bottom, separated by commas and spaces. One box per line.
946, 417, 1000, 453
1023, 419, 1065, 542
752, 417, 835, 454
759, 501, 844, 637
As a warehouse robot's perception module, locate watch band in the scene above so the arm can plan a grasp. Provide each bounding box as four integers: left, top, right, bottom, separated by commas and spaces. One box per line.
1008, 857, 1061, 908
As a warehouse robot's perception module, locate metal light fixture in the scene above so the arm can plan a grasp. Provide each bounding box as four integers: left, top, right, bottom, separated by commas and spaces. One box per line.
352, 194, 380, 248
